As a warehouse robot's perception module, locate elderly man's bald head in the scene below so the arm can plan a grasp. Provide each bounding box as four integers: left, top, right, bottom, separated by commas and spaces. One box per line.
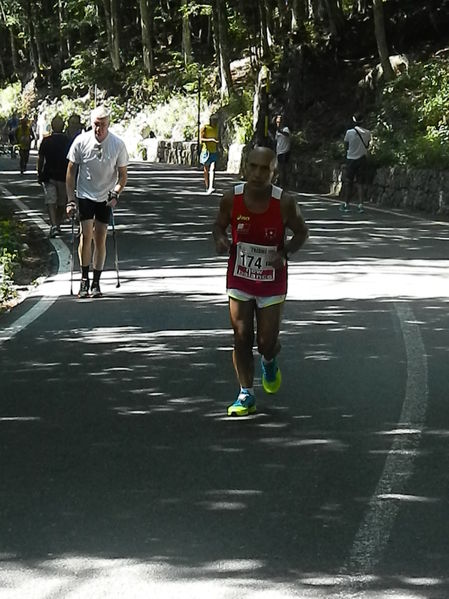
245, 146, 277, 189
248, 146, 276, 167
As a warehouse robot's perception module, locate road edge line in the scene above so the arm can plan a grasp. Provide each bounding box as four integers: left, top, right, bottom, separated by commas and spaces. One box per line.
0, 185, 70, 344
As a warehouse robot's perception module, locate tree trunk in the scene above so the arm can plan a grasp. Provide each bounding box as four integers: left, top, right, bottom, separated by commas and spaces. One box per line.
291, 0, 307, 32
323, 0, 345, 37
181, 0, 193, 65
110, 0, 121, 70
101, 0, 121, 71
211, 0, 233, 99
373, 0, 395, 81
9, 28, 20, 75
259, 0, 271, 58
24, 0, 40, 71
58, 0, 68, 66
138, 0, 154, 74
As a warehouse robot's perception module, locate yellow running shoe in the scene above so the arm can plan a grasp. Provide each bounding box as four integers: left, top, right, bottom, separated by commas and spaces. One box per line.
227, 390, 256, 416
261, 357, 282, 394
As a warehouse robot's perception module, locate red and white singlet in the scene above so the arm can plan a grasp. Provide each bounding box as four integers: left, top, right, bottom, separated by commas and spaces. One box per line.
226, 183, 287, 297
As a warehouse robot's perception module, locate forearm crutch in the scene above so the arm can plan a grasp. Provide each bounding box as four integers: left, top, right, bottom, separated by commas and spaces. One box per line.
110, 208, 120, 288
70, 212, 75, 295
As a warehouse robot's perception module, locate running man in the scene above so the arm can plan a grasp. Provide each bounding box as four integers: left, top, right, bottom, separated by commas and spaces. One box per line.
200, 113, 219, 194
212, 146, 309, 416
66, 105, 128, 298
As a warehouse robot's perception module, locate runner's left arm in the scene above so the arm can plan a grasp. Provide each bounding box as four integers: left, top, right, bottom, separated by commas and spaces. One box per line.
271, 194, 309, 268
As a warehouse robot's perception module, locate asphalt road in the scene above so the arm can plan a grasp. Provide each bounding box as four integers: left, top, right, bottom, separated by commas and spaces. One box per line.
0, 153, 448, 598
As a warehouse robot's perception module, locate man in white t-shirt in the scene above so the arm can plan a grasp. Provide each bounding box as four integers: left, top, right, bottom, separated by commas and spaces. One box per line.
275, 115, 291, 188
341, 113, 371, 213
66, 106, 128, 298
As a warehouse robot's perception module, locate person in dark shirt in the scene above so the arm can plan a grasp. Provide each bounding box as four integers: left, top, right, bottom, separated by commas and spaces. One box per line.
37, 115, 71, 237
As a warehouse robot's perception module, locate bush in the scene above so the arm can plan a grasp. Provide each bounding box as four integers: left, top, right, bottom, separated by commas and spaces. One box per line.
373, 57, 449, 169
0, 219, 22, 303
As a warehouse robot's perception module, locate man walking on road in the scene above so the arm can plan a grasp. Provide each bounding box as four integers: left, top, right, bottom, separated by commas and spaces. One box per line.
37, 115, 71, 238
212, 146, 309, 416
66, 105, 128, 298
275, 114, 291, 188
341, 112, 371, 213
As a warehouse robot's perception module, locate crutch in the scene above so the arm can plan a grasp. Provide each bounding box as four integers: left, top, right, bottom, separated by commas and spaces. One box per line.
110, 208, 120, 288
70, 212, 75, 295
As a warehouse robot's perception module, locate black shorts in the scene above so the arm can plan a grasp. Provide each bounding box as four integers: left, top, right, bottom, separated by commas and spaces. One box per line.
344, 156, 368, 184
78, 197, 111, 224
277, 152, 290, 164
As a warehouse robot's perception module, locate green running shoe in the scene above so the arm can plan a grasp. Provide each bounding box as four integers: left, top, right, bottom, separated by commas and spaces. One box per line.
261, 357, 282, 394
227, 389, 256, 416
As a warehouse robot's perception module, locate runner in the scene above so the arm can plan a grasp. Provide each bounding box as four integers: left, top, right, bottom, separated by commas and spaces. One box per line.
66, 105, 128, 298
212, 146, 309, 416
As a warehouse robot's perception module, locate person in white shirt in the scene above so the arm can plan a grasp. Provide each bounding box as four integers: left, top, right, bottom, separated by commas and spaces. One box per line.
341, 113, 371, 213
275, 115, 291, 188
66, 106, 128, 298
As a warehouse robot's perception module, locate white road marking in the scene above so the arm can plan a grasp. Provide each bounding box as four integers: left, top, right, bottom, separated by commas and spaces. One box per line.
0, 185, 69, 344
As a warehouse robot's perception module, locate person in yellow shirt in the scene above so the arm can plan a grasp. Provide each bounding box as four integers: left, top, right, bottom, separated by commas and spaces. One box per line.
15, 115, 35, 174
200, 114, 219, 194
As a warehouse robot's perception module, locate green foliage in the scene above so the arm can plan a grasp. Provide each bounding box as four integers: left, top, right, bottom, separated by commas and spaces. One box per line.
0, 83, 22, 120
0, 219, 21, 303
226, 90, 254, 144
373, 58, 449, 168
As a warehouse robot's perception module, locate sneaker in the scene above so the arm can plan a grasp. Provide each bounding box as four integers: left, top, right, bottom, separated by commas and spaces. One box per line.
207, 187, 216, 195
339, 203, 350, 213
90, 283, 103, 298
78, 278, 90, 298
227, 389, 256, 417
49, 225, 58, 238
261, 357, 282, 394
357, 203, 364, 213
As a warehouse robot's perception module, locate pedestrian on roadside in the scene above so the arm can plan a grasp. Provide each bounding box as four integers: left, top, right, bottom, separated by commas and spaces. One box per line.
37, 115, 71, 238
5, 112, 18, 158
275, 114, 291, 188
341, 112, 371, 214
65, 113, 83, 143
200, 113, 220, 195
212, 146, 309, 416
66, 105, 128, 299
15, 115, 35, 174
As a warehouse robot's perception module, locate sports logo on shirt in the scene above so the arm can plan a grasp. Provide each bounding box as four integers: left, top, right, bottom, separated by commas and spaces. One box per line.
265, 228, 277, 241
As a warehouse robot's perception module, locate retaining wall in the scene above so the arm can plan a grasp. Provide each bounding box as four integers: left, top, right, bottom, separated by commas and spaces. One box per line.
139, 139, 449, 215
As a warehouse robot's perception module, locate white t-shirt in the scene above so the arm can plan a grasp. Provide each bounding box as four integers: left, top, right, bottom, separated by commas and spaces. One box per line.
344, 126, 371, 160
275, 127, 291, 156
67, 129, 128, 202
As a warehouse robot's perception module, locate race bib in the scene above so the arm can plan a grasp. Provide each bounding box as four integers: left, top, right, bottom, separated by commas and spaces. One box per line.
234, 242, 276, 282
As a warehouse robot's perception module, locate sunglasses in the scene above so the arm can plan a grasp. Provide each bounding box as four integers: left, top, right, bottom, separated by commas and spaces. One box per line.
94, 144, 103, 159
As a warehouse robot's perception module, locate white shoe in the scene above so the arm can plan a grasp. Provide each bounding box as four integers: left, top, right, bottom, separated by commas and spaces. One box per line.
207, 187, 216, 195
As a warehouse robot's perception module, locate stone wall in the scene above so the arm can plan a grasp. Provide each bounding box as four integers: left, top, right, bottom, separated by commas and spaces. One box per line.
287, 157, 449, 216
140, 139, 449, 216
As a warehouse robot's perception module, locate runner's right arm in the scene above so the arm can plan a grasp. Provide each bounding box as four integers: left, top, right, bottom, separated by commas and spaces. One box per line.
212, 190, 233, 254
